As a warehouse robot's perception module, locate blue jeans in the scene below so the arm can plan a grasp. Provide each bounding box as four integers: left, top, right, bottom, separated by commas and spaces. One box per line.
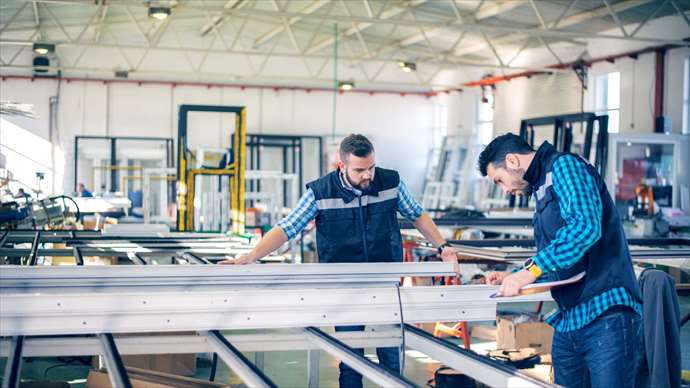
334, 325, 400, 388
552, 306, 643, 388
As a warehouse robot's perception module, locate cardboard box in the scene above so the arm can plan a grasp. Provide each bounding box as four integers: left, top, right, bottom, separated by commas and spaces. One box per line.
496, 315, 554, 354
121, 353, 197, 377
86, 367, 229, 388
92, 333, 197, 376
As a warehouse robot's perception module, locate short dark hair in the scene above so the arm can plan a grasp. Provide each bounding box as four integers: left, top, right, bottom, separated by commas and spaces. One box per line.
339, 134, 374, 161
477, 133, 534, 176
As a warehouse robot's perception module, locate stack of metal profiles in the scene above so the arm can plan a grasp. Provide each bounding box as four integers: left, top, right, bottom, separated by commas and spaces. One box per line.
450, 238, 690, 262
0, 230, 553, 388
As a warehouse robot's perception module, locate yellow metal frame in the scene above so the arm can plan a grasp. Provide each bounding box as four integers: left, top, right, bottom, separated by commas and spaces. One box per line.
176, 105, 246, 233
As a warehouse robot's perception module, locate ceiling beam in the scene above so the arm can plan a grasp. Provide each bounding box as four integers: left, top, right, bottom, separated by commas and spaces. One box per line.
253, 0, 331, 48
452, 0, 657, 58
199, 0, 247, 36
0, 38, 570, 74
474, 0, 525, 20
304, 0, 428, 55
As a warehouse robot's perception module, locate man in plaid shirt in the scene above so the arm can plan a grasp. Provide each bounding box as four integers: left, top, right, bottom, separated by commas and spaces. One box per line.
479, 133, 642, 388
221, 134, 457, 388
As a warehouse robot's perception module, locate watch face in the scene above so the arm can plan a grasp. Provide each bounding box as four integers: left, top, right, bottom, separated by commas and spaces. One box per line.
524, 258, 534, 268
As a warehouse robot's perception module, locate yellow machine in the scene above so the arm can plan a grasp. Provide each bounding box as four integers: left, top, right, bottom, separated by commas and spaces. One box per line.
176, 105, 246, 233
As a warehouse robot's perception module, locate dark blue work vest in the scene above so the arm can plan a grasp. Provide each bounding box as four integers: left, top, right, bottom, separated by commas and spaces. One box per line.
306, 168, 403, 263
526, 142, 642, 310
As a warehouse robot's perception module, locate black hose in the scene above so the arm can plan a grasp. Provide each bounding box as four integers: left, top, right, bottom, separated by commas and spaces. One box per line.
54, 195, 80, 221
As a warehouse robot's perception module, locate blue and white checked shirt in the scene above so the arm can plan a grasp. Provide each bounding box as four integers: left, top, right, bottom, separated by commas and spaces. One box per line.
534, 155, 641, 332
277, 172, 423, 240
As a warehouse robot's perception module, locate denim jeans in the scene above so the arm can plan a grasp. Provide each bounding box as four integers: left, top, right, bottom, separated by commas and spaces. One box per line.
334, 325, 400, 388
552, 306, 643, 388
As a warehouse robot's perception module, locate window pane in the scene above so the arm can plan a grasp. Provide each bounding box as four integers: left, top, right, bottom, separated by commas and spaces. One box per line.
596, 74, 608, 111
683, 58, 690, 133
608, 109, 620, 134
607, 72, 620, 110
479, 102, 493, 122
479, 122, 493, 145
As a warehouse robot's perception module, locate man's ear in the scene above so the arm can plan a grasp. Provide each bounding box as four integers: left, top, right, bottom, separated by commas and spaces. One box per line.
505, 153, 520, 170
336, 160, 345, 171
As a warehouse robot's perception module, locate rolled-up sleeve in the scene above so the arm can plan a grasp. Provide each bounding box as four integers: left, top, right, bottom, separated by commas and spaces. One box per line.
277, 189, 318, 240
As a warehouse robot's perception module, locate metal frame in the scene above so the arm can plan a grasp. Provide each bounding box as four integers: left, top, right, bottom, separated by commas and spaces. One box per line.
1, 263, 552, 336
0, 326, 551, 388
98, 332, 133, 388
1, 336, 23, 388
403, 324, 550, 388
245, 134, 324, 205
519, 112, 609, 178
205, 330, 278, 388
304, 326, 416, 388
73, 135, 174, 193
0, 228, 562, 387
176, 104, 246, 233
605, 133, 690, 212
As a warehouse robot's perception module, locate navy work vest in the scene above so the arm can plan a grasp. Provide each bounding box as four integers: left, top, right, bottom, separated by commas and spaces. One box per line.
306, 167, 403, 263
526, 142, 642, 310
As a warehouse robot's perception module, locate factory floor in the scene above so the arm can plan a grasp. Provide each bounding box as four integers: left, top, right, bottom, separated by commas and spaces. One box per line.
3, 296, 689, 387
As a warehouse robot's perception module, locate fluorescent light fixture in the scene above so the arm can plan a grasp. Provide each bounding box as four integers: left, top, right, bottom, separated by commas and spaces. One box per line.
398, 61, 416, 72
32, 43, 55, 55
148, 6, 171, 20
338, 81, 354, 91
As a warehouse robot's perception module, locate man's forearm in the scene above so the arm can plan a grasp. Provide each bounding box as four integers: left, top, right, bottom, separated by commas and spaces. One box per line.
245, 226, 289, 260
412, 212, 446, 247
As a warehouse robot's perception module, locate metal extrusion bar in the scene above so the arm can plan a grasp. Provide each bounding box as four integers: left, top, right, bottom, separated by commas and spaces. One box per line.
204, 330, 278, 388
27, 231, 40, 266
304, 327, 415, 388
403, 324, 550, 388
1, 336, 24, 388
0, 330, 402, 357
180, 252, 211, 264
98, 333, 132, 388
0, 230, 8, 247
1, 285, 550, 336
126, 252, 146, 265
73, 247, 84, 265
0, 262, 455, 287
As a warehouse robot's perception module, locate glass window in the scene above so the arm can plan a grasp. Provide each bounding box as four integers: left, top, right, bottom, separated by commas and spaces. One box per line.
683, 58, 690, 134
477, 90, 494, 145
595, 72, 621, 133
614, 141, 675, 207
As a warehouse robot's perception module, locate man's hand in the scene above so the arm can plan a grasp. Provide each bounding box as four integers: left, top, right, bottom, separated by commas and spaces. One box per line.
498, 269, 537, 297
486, 271, 509, 285
218, 254, 256, 265
440, 246, 460, 275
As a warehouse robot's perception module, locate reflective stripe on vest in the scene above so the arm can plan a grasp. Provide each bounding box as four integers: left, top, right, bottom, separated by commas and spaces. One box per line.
315, 187, 398, 210
536, 172, 553, 201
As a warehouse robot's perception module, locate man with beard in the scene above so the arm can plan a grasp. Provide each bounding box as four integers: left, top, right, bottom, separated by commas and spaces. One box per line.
479, 133, 642, 388
220, 134, 458, 388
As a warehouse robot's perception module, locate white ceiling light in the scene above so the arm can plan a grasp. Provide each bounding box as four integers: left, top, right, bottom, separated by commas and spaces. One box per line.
148, 6, 171, 20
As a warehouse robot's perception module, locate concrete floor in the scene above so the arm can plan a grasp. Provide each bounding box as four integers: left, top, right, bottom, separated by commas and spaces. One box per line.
2, 296, 689, 387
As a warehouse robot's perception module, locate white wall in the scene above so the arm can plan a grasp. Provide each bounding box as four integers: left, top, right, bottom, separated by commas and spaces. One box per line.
0, 78, 436, 196
493, 71, 585, 135
490, 13, 689, 137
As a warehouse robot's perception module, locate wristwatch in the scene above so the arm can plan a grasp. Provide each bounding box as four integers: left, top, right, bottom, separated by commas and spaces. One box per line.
523, 258, 543, 278
437, 242, 451, 254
